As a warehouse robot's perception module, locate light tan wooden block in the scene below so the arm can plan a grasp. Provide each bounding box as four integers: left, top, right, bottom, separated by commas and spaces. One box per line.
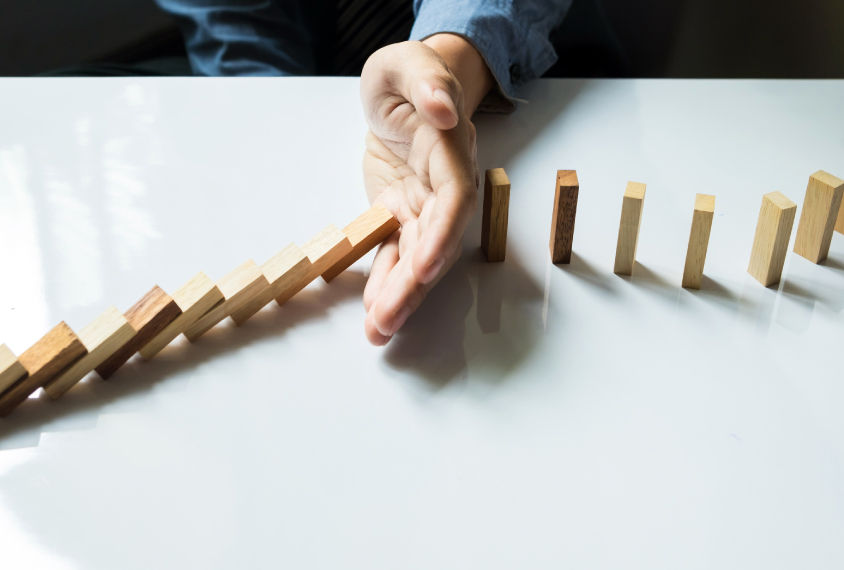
747, 191, 797, 287
139, 272, 224, 359
793, 170, 844, 263
481, 168, 511, 263
613, 181, 647, 276
184, 260, 270, 341
549, 170, 579, 264
0, 344, 28, 395
275, 224, 353, 306
322, 204, 400, 282
0, 322, 87, 417
836, 187, 844, 234
681, 194, 716, 289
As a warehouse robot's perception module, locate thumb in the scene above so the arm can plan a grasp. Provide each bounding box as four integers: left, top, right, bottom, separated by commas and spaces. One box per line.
409, 74, 459, 130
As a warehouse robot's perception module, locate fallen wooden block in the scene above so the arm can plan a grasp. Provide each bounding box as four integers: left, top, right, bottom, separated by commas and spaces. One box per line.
613, 181, 647, 276
549, 169, 579, 264
747, 191, 797, 287
793, 170, 844, 263
681, 194, 716, 289
139, 272, 224, 360
837, 188, 844, 235
184, 260, 269, 341
276, 224, 353, 306
481, 168, 511, 263
0, 322, 87, 417
95, 286, 182, 379
0, 344, 28, 395
43, 306, 137, 399
323, 204, 400, 282
231, 244, 312, 325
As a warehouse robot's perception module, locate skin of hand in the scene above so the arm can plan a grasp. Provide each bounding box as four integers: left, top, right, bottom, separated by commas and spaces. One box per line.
360, 35, 494, 346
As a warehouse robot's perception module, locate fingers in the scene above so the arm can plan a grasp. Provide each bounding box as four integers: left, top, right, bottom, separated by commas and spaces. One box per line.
363, 232, 400, 312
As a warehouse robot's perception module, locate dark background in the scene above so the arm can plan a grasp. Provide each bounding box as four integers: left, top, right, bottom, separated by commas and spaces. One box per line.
1, 0, 843, 78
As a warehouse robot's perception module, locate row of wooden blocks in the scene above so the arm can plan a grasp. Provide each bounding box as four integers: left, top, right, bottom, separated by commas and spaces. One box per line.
0, 205, 400, 418
480, 168, 844, 288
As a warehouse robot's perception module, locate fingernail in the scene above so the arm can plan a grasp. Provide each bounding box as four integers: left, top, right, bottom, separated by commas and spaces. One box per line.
433, 89, 457, 117
388, 307, 412, 336
423, 257, 445, 283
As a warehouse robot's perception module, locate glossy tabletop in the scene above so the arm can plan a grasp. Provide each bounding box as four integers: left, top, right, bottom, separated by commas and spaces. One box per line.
0, 77, 843, 568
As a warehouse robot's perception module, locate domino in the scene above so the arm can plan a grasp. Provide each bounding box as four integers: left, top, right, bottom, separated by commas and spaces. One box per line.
231, 244, 312, 325
139, 272, 224, 359
0, 344, 27, 395
95, 286, 182, 379
184, 261, 269, 341
837, 189, 844, 234
43, 306, 137, 399
681, 194, 716, 289
0, 322, 87, 417
481, 168, 511, 263
613, 181, 647, 276
793, 170, 844, 263
549, 170, 579, 264
322, 204, 400, 282
276, 224, 353, 306
747, 191, 797, 287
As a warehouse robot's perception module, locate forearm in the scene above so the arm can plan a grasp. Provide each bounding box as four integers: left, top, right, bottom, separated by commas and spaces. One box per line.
423, 33, 493, 117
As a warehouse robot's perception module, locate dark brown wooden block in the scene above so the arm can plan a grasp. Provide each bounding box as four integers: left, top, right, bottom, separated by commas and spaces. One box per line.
481, 168, 511, 262
549, 170, 579, 264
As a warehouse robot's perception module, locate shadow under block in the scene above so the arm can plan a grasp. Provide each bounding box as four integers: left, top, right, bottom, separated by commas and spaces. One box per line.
0, 344, 28, 395
0, 322, 87, 417
613, 182, 647, 276
323, 204, 400, 282
231, 244, 312, 325
44, 306, 137, 399
95, 286, 182, 379
681, 194, 716, 289
549, 170, 579, 264
793, 170, 844, 263
139, 272, 224, 359
481, 168, 511, 263
747, 191, 797, 287
275, 224, 353, 306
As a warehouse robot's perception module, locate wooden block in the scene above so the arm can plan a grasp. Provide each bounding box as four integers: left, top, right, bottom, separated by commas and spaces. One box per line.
0, 322, 87, 417
275, 225, 353, 306
793, 170, 844, 263
184, 260, 269, 341
613, 181, 647, 276
549, 169, 579, 264
139, 272, 224, 359
836, 187, 844, 234
231, 244, 313, 325
481, 168, 511, 262
43, 307, 137, 399
0, 344, 28, 395
95, 286, 182, 379
322, 204, 400, 282
747, 191, 797, 287
681, 194, 716, 289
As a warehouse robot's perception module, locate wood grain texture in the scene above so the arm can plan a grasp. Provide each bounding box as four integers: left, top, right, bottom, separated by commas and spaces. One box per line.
44, 306, 137, 399
139, 272, 223, 359
613, 181, 647, 276
95, 286, 182, 379
231, 244, 312, 325
0, 344, 27, 395
0, 322, 87, 417
184, 260, 269, 341
836, 185, 844, 234
748, 191, 797, 287
549, 170, 579, 264
275, 224, 353, 306
481, 168, 511, 263
793, 170, 844, 263
322, 204, 400, 282
681, 194, 716, 289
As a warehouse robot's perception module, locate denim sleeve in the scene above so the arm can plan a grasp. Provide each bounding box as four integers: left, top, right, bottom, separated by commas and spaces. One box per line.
410, 0, 573, 112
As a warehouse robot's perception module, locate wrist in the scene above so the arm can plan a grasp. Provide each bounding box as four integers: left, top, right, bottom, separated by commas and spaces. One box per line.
422, 33, 493, 117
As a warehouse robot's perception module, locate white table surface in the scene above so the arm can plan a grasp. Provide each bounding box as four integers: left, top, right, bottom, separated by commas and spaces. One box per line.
0, 77, 843, 569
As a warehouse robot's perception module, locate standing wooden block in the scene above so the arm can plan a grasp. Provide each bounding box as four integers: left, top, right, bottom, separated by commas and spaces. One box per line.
0, 344, 28, 395
793, 170, 844, 263
139, 272, 224, 359
549, 170, 579, 264
481, 168, 511, 262
231, 244, 312, 325
0, 322, 87, 417
681, 194, 716, 289
275, 225, 353, 306
613, 182, 647, 276
747, 191, 797, 287
184, 260, 270, 341
43, 307, 137, 399
322, 204, 400, 282
95, 286, 182, 379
